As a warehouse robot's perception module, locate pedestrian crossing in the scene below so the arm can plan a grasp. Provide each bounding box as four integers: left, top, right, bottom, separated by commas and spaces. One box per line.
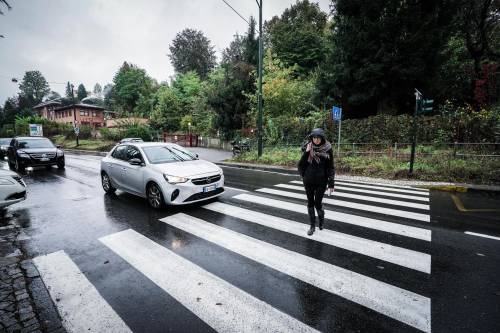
33, 178, 433, 333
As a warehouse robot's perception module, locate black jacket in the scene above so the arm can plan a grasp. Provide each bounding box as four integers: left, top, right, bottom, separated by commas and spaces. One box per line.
298, 147, 335, 187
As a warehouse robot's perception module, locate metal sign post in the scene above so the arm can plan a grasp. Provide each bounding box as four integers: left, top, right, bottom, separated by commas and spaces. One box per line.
409, 89, 422, 176
74, 121, 80, 147
332, 106, 342, 157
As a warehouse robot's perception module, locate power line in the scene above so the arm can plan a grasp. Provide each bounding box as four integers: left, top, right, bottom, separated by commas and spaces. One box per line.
220, 0, 249, 25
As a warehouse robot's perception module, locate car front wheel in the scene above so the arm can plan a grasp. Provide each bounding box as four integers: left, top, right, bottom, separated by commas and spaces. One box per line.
101, 172, 116, 194
15, 158, 25, 172
57, 158, 65, 169
147, 183, 164, 209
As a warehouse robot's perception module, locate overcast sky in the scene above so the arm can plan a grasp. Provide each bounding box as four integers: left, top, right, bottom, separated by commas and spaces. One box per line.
0, 0, 331, 105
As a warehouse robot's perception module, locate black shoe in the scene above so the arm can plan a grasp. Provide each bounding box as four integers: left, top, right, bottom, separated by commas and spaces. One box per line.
307, 226, 315, 236
307, 207, 316, 236
317, 207, 325, 230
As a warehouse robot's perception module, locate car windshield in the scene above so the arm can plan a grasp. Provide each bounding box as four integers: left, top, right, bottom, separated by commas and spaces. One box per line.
0, 139, 11, 145
18, 139, 55, 149
142, 145, 196, 164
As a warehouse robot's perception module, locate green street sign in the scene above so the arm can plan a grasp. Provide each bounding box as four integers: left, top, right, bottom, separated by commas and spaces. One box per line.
421, 99, 433, 113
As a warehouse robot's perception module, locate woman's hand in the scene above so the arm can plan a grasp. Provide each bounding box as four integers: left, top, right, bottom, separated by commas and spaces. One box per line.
328, 187, 334, 196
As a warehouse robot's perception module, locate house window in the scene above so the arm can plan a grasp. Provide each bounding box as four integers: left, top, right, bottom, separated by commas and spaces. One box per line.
80, 110, 85, 116
92, 111, 97, 117
69, 110, 72, 116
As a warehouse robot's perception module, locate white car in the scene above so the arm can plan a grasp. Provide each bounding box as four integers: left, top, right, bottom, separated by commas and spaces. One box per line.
100, 142, 224, 208
0, 169, 27, 208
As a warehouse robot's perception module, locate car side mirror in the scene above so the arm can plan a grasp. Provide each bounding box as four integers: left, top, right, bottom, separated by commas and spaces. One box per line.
129, 158, 143, 166
56, 145, 62, 149
195, 154, 199, 159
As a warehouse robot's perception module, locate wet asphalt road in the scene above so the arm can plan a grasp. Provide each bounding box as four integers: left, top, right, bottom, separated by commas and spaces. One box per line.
2, 154, 500, 333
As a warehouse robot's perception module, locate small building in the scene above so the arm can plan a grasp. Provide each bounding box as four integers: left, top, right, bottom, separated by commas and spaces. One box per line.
33, 100, 62, 121
53, 104, 105, 128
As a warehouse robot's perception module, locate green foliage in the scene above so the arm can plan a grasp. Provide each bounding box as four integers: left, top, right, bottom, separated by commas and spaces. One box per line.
18, 70, 50, 107
150, 86, 183, 131
113, 62, 156, 113
77, 84, 88, 101
265, 0, 327, 75
169, 28, 216, 79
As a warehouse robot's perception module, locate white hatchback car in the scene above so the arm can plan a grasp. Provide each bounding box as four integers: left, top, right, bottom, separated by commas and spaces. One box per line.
100, 142, 224, 208
0, 169, 27, 209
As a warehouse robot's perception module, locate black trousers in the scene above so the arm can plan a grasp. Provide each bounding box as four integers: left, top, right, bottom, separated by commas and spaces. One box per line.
304, 183, 327, 210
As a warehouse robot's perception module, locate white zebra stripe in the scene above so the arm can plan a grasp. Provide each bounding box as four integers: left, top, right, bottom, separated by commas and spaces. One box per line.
257, 188, 430, 222
275, 184, 430, 209
336, 180, 429, 192
203, 202, 431, 273
160, 214, 431, 333
233, 194, 431, 241
286, 182, 429, 202
33, 251, 132, 333
304, 180, 429, 196
100, 229, 318, 333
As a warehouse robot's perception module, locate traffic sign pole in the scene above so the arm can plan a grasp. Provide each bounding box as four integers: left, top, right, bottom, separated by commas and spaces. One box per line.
409, 89, 422, 176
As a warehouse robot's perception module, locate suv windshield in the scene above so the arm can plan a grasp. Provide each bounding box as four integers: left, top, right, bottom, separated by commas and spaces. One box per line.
18, 139, 55, 149
142, 145, 196, 164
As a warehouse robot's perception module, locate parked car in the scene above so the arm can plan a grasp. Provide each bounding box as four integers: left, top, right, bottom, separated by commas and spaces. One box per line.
0, 169, 26, 209
0, 138, 11, 159
7, 137, 65, 172
119, 138, 144, 144
100, 142, 224, 209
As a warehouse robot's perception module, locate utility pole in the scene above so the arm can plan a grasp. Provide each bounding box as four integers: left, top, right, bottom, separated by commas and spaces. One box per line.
71, 84, 79, 147
257, 0, 263, 157
409, 88, 422, 176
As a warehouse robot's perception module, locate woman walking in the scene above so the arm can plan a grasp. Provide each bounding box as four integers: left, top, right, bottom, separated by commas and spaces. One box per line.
298, 128, 335, 236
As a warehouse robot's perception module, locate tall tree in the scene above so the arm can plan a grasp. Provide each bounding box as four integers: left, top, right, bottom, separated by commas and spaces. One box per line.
65, 82, 73, 99
265, 0, 328, 75
45, 91, 61, 101
320, 0, 458, 117
169, 28, 217, 79
103, 83, 115, 110
93, 83, 103, 97
18, 70, 50, 107
113, 62, 155, 113
77, 83, 88, 101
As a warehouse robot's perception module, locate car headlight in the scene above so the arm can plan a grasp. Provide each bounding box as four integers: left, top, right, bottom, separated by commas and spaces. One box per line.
0, 177, 15, 185
163, 174, 188, 184
17, 152, 30, 158
57, 149, 64, 156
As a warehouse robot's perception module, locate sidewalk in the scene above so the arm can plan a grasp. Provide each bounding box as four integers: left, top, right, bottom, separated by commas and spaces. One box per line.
218, 161, 500, 192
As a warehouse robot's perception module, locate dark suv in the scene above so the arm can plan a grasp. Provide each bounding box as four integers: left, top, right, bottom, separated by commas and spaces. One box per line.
7, 137, 65, 172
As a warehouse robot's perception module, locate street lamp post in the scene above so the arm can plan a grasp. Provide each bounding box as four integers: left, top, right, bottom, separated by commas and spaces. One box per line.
257, 0, 263, 157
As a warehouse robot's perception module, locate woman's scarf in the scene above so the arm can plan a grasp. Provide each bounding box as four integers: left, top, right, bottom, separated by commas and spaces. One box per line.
306, 141, 331, 164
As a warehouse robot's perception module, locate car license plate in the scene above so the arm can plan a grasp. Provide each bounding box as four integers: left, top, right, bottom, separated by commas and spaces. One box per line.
40, 158, 49, 162
203, 184, 217, 192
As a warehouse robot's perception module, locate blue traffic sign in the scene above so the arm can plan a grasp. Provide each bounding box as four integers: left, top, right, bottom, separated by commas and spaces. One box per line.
332, 106, 342, 121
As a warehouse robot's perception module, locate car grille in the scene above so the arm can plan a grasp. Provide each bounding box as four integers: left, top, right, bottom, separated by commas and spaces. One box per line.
191, 174, 221, 185
6, 191, 26, 200
29, 152, 56, 160
12, 176, 26, 187
184, 187, 224, 202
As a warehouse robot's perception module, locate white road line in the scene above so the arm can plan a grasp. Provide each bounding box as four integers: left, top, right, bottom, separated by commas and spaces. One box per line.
224, 186, 249, 192
233, 194, 431, 242
325, 181, 429, 196
100, 229, 318, 333
283, 183, 429, 202
257, 188, 431, 222
220, 165, 296, 176
203, 202, 431, 273
33, 251, 132, 333
160, 214, 431, 333
336, 179, 429, 192
465, 231, 500, 241
275, 184, 430, 209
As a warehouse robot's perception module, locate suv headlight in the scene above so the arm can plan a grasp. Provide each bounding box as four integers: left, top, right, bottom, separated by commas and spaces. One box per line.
57, 149, 64, 156
0, 177, 14, 185
163, 174, 188, 184
17, 152, 30, 158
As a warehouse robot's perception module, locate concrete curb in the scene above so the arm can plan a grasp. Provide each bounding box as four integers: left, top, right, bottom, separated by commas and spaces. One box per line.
64, 149, 108, 157
217, 161, 500, 192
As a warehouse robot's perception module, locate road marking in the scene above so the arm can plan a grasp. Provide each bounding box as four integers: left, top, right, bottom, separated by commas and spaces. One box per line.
336, 179, 429, 192
257, 188, 431, 222
292, 181, 429, 196
160, 213, 431, 333
465, 231, 500, 241
224, 186, 249, 192
233, 194, 431, 241
451, 194, 500, 212
203, 202, 431, 273
275, 184, 430, 209
283, 183, 429, 202
100, 229, 318, 333
33, 251, 132, 333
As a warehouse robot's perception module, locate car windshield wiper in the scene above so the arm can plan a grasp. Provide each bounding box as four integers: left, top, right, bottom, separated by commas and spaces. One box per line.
170, 147, 196, 160
163, 147, 186, 162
